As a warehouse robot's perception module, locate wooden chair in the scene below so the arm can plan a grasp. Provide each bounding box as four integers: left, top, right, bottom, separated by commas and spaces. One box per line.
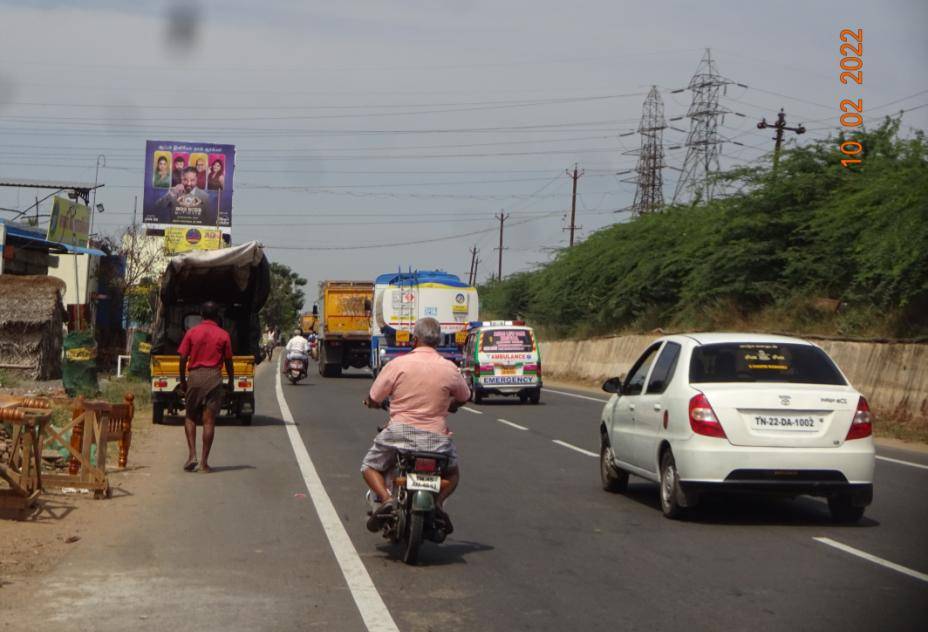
68, 393, 135, 471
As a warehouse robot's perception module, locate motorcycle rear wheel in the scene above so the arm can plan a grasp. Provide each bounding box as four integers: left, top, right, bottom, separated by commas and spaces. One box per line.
403, 512, 424, 565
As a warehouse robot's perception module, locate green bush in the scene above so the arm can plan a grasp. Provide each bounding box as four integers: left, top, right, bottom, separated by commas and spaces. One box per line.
480, 119, 928, 339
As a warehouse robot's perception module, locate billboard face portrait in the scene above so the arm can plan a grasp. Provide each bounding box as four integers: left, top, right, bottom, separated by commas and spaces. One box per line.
207, 153, 225, 190
171, 152, 188, 186
152, 151, 172, 188
189, 152, 208, 190
143, 140, 234, 227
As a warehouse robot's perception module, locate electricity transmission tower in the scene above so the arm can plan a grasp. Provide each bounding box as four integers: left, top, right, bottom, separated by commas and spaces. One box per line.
671, 48, 744, 204
629, 86, 667, 214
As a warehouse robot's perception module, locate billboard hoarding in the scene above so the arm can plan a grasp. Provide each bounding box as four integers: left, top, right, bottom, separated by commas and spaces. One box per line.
164, 227, 223, 255
47, 196, 90, 247
142, 140, 234, 227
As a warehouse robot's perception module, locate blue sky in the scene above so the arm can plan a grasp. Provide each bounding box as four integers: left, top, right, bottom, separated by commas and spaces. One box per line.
1, 0, 926, 295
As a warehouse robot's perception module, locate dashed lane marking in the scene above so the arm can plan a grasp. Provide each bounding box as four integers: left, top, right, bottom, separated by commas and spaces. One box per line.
461, 406, 484, 414
497, 418, 528, 431
543, 388, 608, 403
814, 537, 928, 583
276, 361, 399, 632
876, 455, 928, 471
552, 439, 598, 458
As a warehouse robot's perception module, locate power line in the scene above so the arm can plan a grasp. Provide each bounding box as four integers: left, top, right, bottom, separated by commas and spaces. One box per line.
261, 212, 549, 252
0, 92, 645, 118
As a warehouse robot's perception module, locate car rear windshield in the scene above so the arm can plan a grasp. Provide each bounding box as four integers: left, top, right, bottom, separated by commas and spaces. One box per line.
689, 343, 847, 385
481, 329, 534, 352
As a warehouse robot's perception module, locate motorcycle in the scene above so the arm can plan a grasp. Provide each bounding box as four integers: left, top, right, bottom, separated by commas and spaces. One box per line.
366, 400, 457, 565
286, 356, 308, 384
367, 449, 452, 565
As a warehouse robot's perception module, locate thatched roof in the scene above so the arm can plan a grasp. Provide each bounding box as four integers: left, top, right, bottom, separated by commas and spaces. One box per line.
0, 275, 66, 327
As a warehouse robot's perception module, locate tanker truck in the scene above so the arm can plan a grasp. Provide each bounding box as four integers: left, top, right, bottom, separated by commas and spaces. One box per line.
370, 270, 478, 376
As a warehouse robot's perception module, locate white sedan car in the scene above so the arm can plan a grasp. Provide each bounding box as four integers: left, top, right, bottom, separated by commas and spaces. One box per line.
599, 333, 875, 522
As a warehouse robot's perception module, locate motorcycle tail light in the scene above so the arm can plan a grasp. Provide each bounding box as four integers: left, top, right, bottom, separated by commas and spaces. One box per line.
414, 458, 437, 473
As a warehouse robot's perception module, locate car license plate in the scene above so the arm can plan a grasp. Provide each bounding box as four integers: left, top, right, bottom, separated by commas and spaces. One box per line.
406, 473, 441, 493
500, 366, 517, 375
751, 414, 823, 432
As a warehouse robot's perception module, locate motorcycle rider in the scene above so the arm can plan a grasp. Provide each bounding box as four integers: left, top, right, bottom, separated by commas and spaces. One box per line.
362, 317, 470, 534
285, 329, 310, 372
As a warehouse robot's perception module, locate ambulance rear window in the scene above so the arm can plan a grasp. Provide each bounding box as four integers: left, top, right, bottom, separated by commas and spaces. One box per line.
480, 329, 534, 352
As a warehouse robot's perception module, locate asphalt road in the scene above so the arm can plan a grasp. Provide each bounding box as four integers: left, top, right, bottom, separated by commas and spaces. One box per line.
279, 361, 927, 632
17, 358, 926, 631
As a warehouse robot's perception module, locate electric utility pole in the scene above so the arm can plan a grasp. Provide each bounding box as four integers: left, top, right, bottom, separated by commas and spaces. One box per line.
757, 108, 806, 169
494, 211, 509, 280
565, 163, 584, 247
468, 245, 479, 285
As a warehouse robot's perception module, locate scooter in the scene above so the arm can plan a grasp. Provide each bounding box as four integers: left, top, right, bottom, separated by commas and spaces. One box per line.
286, 356, 308, 384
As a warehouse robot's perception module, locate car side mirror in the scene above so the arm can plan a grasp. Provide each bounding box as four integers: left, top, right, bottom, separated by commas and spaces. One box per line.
602, 377, 622, 394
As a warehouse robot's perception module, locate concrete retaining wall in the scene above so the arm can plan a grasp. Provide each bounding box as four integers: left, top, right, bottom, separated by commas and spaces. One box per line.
540, 335, 928, 422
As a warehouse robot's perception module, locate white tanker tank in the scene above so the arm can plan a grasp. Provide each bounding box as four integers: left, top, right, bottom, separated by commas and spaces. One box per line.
371, 270, 478, 373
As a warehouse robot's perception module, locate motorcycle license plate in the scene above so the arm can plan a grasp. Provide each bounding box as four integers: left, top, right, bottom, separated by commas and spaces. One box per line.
289, 361, 302, 369
406, 472, 441, 493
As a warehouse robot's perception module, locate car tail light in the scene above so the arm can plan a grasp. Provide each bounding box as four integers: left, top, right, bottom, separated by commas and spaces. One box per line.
846, 396, 873, 440
413, 458, 437, 473
237, 380, 251, 388
689, 393, 727, 438
153, 380, 168, 388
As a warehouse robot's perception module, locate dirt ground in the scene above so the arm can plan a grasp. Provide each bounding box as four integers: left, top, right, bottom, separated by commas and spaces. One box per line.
0, 407, 168, 588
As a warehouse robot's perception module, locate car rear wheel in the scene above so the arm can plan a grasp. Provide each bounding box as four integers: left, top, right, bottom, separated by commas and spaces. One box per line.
600, 441, 628, 493
828, 494, 865, 524
659, 451, 686, 520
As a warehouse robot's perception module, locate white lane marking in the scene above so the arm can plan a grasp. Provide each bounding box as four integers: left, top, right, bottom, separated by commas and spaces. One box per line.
814, 537, 928, 583
275, 363, 399, 632
461, 406, 484, 414
543, 387, 608, 403
876, 455, 928, 471
552, 439, 598, 458
497, 418, 528, 431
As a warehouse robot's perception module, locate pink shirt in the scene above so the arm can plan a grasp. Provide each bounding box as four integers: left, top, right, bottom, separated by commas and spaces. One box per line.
369, 346, 471, 435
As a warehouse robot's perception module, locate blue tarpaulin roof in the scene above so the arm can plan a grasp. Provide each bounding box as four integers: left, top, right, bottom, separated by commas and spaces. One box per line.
0, 218, 106, 257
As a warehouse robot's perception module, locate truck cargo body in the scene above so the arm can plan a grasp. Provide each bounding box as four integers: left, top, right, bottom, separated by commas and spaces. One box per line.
149, 242, 270, 425
371, 270, 478, 374
318, 280, 374, 377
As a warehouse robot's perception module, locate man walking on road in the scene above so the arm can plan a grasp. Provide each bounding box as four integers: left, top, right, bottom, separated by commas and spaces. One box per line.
362, 317, 470, 534
178, 301, 234, 473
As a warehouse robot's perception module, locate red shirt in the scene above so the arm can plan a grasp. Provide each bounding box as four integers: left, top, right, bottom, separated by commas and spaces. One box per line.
178, 319, 233, 369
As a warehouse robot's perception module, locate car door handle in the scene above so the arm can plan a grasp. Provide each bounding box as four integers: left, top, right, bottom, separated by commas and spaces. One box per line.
653, 404, 662, 411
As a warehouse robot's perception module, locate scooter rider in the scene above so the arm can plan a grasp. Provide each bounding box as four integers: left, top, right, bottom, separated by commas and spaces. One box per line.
285, 329, 310, 367
362, 317, 470, 533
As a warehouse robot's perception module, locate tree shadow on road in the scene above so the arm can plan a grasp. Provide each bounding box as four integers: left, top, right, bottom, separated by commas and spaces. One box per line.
616, 481, 879, 528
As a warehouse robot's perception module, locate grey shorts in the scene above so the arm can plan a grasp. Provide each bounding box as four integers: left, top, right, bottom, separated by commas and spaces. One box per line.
361, 423, 458, 472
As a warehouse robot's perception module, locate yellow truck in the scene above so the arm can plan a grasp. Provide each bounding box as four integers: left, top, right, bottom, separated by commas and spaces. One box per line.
150, 242, 270, 425
317, 280, 373, 377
